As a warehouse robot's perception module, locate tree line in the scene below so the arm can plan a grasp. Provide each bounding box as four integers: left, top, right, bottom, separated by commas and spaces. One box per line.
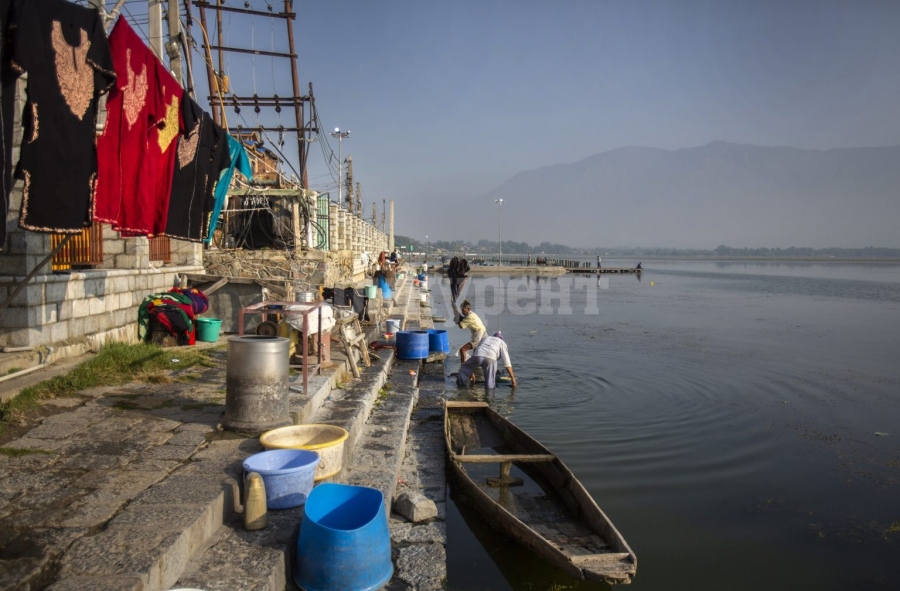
389, 236, 900, 259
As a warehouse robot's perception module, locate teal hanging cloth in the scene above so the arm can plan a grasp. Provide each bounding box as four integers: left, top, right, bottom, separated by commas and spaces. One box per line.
204, 135, 253, 243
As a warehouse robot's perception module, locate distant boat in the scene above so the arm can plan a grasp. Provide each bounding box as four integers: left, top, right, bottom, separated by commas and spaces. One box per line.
444, 401, 637, 584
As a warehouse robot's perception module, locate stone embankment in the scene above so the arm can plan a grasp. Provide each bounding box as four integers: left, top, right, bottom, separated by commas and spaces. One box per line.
0, 274, 447, 590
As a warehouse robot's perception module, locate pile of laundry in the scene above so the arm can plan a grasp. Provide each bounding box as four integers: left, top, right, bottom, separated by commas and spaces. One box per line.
137, 287, 209, 346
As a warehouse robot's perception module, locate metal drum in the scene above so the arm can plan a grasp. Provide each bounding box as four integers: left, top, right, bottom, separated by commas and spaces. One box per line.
224, 335, 292, 433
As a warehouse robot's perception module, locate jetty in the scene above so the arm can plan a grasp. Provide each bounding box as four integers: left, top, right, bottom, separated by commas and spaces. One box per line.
569, 267, 642, 274
436, 264, 567, 276
432, 259, 642, 276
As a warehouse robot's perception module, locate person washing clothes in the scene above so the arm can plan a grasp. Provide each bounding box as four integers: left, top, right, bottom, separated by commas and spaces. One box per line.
457, 332, 517, 389
453, 299, 486, 363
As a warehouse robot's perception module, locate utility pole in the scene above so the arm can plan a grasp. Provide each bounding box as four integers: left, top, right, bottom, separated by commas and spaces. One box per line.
371, 202, 376, 226
495, 198, 504, 266
87, 0, 105, 16
166, 0, 183, 83
190, 0, 319, 185
389, 199, 394, 251
381, 199, 385, 232
330, 127, 349, 209
148, 0, 164, 59
345, 156, 354, 214
356, 182, 362, 218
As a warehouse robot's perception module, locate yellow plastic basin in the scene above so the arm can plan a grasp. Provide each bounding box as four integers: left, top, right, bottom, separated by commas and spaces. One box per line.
260, 424, 349, 481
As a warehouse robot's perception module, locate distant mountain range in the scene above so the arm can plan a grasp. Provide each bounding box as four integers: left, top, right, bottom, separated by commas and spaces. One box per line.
463, 141, 900, 248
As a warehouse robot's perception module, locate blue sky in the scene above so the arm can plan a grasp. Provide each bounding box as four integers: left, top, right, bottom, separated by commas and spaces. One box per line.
113, 0, 900, 244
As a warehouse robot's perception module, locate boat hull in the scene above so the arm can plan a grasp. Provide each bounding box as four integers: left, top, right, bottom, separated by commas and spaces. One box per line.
444, 401, 637, 584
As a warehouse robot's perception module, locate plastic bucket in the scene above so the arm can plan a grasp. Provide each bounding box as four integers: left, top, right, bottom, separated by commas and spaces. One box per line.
419, 293, 428, 303
364, 285, 377, 299
385, 318, 400, 334
295, 483, 392, 591
260, 424, 349, 481
396, 330, 429, 360
196, 318, 222, 342
242, 449, 319, 509
427, 329, 449, 354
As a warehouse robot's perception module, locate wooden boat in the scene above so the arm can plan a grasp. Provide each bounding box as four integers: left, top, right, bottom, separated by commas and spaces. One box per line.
444, 401, 637, 584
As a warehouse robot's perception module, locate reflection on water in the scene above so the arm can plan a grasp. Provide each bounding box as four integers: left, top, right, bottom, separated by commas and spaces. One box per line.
436, 262, 900, 591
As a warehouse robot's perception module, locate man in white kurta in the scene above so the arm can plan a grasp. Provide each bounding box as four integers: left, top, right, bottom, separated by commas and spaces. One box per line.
457, 333, 517, 389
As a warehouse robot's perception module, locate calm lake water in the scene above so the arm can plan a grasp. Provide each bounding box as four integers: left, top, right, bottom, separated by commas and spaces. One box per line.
432, 260, 900, 591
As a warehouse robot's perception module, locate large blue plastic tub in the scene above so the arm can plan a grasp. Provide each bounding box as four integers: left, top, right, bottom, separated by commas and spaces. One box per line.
295, 483, 392, 591
242, 449, 319, 510
427, 329, 449, 353
395, 330, 429, 360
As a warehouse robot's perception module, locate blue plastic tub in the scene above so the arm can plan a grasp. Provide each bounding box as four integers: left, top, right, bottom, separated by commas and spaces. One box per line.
396, 330, 429, 359
427, 329, 449, 353
242, 449, 319, 510
295, 483, 392, 591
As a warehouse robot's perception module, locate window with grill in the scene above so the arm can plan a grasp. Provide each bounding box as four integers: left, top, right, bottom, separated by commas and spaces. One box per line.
51, 223, 104, 271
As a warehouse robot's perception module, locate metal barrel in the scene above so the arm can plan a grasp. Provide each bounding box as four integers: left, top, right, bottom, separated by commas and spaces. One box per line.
224, 335, 292, 433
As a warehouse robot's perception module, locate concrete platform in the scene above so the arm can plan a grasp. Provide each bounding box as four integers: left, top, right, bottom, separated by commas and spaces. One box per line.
0, 273, 448, 591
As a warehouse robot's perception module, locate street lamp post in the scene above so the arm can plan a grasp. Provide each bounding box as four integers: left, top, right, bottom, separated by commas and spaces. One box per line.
330, 127, 350, 209
425, 235, 429, 263
495, 199, 503, 266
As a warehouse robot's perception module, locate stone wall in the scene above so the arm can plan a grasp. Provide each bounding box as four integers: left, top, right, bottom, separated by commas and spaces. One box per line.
0, 265, 202, 360
201, 248, 368, 296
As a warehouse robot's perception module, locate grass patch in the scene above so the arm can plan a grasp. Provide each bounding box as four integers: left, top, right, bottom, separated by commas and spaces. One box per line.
0, 342, 218, 425
6, 367, 23, 375
175, 373, 202, 382
0, 447, 53, 457
181, 402, 221, 410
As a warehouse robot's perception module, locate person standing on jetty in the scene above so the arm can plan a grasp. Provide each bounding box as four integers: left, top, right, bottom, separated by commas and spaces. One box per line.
453, 299, 486, 363
457, 332, 517, 389
447, 256, 470, 302
597, 255, 602, 269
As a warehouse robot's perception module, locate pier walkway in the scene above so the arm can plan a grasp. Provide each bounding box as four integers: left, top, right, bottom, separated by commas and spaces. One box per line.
0, 274, 447, 590
568, 267, 642, 274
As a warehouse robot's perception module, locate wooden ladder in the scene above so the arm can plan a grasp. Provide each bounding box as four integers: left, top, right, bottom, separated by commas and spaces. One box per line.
336, 313, 371, 377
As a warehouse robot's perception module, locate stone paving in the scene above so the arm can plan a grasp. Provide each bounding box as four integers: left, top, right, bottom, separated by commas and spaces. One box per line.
0, 274, 448, 591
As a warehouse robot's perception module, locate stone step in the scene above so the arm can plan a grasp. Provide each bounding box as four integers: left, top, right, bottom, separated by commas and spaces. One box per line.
169, 277, 418, 591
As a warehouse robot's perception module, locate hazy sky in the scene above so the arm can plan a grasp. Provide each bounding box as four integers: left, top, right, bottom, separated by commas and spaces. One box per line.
114, 0, 900, 245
